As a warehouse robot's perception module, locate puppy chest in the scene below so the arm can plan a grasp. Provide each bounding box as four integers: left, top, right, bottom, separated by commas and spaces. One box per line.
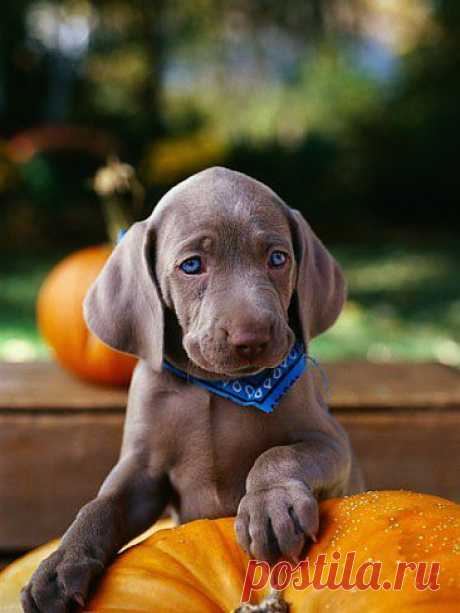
167, 396, 297, 513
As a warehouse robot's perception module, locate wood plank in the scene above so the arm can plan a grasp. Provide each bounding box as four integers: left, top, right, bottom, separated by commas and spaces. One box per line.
1, 408, 459, 549
1, 360, 459, 412
0, 362, 127, 411
0, 413, 123, 549
0, 360, 459, 549
341, 411, 460, 502
327, 361, 460, 410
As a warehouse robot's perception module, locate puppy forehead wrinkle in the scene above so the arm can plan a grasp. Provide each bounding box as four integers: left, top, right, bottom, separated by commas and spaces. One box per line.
167, 219, 291, 263
150, 167, 295, 266
157, 200, 289, 253
151, 165, 286, 222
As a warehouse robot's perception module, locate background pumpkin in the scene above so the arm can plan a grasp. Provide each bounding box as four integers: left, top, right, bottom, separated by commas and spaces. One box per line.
36, 158, 143, 386
36, 244, 137, 386
1, 491, 459, 612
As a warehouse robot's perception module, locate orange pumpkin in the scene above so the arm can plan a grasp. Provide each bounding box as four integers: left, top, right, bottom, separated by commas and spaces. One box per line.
37, 245, 137, 386
1, 491, 459, 612
286, 490, 460, 612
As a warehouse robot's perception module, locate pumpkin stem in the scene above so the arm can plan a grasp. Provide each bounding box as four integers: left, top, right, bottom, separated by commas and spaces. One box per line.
233, 589, 289, 613
93, 156, 145, 244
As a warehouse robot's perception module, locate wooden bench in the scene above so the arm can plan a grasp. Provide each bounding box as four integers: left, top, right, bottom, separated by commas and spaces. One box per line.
1, 360, 459, 551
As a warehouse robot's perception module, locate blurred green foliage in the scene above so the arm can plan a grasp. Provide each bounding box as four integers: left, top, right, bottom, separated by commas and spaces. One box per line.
0, 0, 459, 363
1, 244, 459, 364
1, 0, 459, 247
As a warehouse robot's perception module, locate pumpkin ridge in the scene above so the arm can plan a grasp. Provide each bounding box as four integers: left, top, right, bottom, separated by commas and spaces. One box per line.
212, 518, 248, 577
115, 537, 195, 585
105, 570, 225, 612
211, 518, 269, 608
142, 571, 226, 613
88, 556, 225, 612
127, 533, 220, 603
151, 519, 248, 610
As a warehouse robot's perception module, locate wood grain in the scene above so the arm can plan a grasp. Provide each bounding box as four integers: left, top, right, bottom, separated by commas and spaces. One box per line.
342, 411, 460, 500
0, 360, 459, 549
0, 362, 127, 411
0, 413, 123, 549
1, 360, 459, 412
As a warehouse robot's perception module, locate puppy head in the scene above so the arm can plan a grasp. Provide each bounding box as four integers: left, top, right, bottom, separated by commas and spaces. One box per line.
84, 167, 345, 377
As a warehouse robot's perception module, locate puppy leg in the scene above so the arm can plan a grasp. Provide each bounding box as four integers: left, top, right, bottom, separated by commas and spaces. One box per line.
21, 455, 170, 613
236, 432, 352, 563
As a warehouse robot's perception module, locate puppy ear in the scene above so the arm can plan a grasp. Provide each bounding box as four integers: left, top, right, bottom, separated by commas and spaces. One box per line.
289, 209, 346, 342
83, 220, 164, 371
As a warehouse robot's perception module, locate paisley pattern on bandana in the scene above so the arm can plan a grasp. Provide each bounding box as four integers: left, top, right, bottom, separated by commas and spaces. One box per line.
163, 341, 307, 413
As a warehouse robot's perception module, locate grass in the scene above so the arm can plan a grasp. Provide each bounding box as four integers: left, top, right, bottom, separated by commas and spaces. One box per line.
1, 244, 459, 364
313, 244, 460, 364
0, 250, 67, 361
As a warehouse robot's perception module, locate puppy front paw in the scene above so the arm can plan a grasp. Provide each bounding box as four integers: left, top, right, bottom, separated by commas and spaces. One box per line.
21, 547, 105, 613
235, 480, 318, 563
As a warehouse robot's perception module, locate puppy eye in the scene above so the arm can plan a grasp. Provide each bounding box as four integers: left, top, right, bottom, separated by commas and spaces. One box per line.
268, 251, 288, 268
179, 256, 203, 275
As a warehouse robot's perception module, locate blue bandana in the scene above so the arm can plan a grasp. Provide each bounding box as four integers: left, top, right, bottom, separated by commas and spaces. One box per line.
163, 341, 307, 414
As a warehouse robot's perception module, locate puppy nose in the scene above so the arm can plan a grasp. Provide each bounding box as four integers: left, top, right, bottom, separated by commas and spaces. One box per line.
230, 330, 270, 361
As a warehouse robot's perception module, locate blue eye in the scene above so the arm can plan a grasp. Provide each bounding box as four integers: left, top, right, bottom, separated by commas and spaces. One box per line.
269, 251, 287, 268
180, 256, 203, 275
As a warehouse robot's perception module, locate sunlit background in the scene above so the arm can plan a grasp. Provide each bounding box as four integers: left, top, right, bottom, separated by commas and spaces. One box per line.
1, 0, 459, 365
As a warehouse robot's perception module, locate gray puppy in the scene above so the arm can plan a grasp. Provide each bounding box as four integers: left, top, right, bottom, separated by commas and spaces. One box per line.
22, 167, 363, 613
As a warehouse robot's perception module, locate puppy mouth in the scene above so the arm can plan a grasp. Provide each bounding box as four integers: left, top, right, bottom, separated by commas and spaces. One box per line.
187, 354, 268, 377
197, 359, 279, 378
188, 340, 294, 378
226, 351, 293, 374
232, 364, 266, 375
